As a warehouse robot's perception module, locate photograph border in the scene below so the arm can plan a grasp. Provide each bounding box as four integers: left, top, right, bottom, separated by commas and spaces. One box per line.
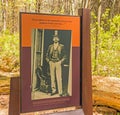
31, 29, 72, 100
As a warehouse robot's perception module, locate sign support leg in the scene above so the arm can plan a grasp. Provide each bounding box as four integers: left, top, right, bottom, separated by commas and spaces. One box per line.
9, 77, 20, 115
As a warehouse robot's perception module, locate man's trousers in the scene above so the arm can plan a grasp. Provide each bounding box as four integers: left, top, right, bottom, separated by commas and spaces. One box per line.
49, 61, 62, 95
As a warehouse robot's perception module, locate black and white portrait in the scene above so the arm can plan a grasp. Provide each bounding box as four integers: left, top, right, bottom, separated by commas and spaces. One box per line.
31, 29, 72, 100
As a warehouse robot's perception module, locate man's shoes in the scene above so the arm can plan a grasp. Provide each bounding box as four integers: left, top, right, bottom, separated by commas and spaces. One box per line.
64, 92, 70, 96
59, 93, 63, 97
51, 91, 57, 96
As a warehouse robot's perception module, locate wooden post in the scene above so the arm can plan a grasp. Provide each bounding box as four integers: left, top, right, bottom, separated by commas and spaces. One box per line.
9, 77, 20, 115
78, 9, 93, 115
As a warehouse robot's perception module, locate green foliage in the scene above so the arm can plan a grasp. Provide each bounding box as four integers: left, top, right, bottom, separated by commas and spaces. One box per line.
0, 31, 19, 72
91, 10, 120, 77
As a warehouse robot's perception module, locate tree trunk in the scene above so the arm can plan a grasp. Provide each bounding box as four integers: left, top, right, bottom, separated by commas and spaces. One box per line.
110, 0, 116, 18
85, 0, 90, 8
35, 0, 41, 13
94, 0, 102, 72
64, 0, 71, 14
1, 0, 7, 31
11, 0, 15, 33
71, 0, 75, 15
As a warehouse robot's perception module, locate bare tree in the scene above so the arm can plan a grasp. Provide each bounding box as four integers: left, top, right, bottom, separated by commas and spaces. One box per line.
35, 0, 42, 13
94, 0, 102, 72
1, 0, 7, 31
80, 0, 91, 8
11, 0, 15, 33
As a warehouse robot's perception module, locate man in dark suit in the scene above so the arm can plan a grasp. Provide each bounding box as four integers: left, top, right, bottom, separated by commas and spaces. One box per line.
46, 30, 66, 96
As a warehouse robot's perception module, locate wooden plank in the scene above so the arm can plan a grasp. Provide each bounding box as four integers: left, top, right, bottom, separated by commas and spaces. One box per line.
78, 9, 93, 115
9, 77, 20, 115
50, 109, 84, 115
20, 108, 84, 115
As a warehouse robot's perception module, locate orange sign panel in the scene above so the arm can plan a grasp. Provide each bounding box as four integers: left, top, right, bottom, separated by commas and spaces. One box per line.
21, 14, 80, 47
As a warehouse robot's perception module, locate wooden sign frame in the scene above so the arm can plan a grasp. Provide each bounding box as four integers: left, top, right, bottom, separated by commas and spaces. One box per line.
20, 12, 80, 113
9, 9, 92, 115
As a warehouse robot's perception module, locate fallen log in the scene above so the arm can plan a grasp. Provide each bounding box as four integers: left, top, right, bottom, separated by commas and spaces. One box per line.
93, 106, 117, 114
0, 70, 19, 78
92, 76, 120, 111
93, 90, 120, 111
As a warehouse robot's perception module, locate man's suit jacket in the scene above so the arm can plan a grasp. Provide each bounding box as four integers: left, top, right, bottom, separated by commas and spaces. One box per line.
46, 43, 66, 63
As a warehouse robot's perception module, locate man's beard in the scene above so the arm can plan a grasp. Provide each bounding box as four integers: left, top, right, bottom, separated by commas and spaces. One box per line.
54, 41, 59, 43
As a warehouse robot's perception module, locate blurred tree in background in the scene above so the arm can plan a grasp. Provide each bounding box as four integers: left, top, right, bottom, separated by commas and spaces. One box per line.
0, 0, 120, 77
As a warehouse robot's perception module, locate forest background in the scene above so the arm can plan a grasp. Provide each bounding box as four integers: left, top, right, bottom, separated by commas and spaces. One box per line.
0, 0, 120, 114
